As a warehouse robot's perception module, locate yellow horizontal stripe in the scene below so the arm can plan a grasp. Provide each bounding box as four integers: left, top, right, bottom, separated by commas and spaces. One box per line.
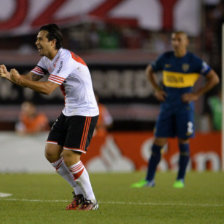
163, 71, 199, 88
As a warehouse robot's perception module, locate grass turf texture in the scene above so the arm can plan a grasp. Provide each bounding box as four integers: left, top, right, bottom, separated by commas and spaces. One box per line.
0, 172, 224, 224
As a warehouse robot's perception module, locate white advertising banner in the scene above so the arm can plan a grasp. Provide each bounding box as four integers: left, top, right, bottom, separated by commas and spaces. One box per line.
0, 132, 221, 173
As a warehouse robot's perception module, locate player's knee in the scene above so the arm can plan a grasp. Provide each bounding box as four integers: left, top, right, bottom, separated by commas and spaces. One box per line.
178, 138, 189, 144
62, 150, 81, 167
45, 144, 61, 162
154, 138, 167, 147
62, 150, 73, 160
45, 150, 58, 162
179, 142, 190, 156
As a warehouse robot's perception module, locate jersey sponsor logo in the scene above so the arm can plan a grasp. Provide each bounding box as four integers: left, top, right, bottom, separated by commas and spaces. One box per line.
166, 75, 184, 83
57, 61, 63, 73
163, 71, 199, 88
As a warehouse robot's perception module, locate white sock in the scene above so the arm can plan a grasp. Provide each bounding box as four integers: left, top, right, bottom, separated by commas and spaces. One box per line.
51, 158, 83, 195
69, 161, 96, 201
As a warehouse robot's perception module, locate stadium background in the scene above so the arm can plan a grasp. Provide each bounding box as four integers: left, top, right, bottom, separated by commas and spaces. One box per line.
0, 0, 222, 172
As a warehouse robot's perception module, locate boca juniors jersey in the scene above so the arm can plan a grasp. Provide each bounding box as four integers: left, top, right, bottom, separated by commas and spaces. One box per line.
151, 51, 211, 108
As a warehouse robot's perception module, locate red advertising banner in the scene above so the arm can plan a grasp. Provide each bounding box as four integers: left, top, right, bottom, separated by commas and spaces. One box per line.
0, 0, 200, 36
82, 132, 221, 172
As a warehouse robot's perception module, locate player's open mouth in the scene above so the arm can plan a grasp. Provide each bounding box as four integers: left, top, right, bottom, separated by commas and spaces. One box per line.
37, 46, 42, 52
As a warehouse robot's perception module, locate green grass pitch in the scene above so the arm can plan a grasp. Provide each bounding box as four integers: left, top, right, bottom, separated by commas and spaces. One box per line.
0, 172, 224, 224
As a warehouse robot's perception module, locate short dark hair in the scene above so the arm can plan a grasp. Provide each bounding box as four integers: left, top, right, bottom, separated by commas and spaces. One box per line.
172, 31, 188, 39
39, 24, 63, 49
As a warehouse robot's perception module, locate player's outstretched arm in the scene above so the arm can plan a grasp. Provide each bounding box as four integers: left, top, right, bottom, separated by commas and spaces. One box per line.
21, 72, 43, 81
0, 64, 11, 81
10, 68, 59, 95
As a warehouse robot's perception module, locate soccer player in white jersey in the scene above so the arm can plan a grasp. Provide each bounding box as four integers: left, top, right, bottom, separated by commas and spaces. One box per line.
0, 24, 99, 210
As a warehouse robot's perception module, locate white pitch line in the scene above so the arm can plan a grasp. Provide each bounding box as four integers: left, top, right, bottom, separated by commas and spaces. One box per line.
0, 198, 224, 208
102, 201, 224, 207
0, 193, 12, 198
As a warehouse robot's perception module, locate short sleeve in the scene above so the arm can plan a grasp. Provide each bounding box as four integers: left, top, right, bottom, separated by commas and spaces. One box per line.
151, 53, 165, 72
48, 59, 74, 85
200, 60, 211, 76
192, 54, 211, 76
31, 57, 48, 76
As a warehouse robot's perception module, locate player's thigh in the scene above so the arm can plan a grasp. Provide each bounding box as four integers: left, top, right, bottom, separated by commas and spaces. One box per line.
47, 113, 67, 147
64, 115, 98, 154
155, 110, 175, 137
176, 108, 194, 139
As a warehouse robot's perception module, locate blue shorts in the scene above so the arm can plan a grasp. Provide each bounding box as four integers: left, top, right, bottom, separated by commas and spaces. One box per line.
155, 103, 195, 139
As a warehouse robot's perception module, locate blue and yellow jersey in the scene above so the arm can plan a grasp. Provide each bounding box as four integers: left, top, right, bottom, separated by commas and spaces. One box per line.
151, 51, 211, 107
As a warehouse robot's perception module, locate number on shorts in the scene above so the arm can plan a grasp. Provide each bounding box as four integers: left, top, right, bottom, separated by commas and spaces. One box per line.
187, 121, 193, 134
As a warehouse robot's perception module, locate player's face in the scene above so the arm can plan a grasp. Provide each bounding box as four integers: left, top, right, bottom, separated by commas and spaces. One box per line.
171, 33, 188, 52
35, 30, 56, 57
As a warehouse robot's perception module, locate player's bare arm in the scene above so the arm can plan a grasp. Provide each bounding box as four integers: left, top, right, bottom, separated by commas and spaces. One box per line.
0, 65, 42, 82
182, 69, 219, 103
21, 72, 43, 81
0, 64, 11, 80
10, 68, 59, 95
146, 65, 166, 101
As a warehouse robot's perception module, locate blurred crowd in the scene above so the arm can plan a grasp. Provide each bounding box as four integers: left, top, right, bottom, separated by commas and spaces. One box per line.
0, 0, 222, 133
0, 2, 222, 71
203, 1, 224, 76
64, 23, 172, 53
0, 22, 197, 55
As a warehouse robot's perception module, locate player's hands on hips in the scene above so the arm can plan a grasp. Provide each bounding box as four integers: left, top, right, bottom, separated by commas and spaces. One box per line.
10, 69, 22, 85
154, 89, 166, 101
182, 93, 199, 102
0, 64, 11, 80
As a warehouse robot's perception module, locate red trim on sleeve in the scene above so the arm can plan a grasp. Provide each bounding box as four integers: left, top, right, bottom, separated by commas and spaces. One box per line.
48, 74, 65, 84
32, 66, 45, 75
